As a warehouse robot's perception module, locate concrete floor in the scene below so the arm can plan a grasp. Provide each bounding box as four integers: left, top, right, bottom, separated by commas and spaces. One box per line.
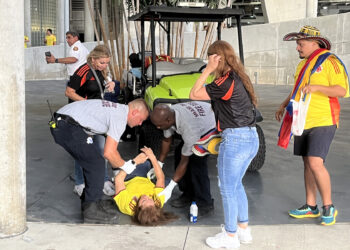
26, 80, 350, 226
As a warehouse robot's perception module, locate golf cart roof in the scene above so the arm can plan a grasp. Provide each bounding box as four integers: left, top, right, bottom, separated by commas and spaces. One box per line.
129, 6, 244, 22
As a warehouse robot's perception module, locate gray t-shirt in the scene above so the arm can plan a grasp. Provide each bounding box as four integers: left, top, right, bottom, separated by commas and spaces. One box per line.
164, 101, 216, 156
57, 99, 128, 142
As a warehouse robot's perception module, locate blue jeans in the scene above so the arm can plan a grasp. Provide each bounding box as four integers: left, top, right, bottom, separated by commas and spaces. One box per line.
217, 127, 259, 233
74, 134, 109, 185
125, 160, 170, 186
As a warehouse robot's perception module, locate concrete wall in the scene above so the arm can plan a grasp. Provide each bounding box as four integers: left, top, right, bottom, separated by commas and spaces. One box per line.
25, 12, 350, 85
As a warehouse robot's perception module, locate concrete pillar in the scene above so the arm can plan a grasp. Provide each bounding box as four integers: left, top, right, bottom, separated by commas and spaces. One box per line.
261, 0, 307, 23
306, 0, 318, 18
0, 0, 27, 238
84, 0, 94, 42
24, 0, 31, 47
57, 0, 65, 45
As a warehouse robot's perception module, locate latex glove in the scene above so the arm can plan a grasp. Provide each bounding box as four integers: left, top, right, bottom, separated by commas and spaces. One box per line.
120, 160, 136, 174
158, 179, 177, 203
147, 161, 164, 180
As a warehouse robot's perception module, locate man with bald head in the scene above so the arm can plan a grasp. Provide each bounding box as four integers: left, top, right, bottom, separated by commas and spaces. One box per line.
151, 101, 216, 217
50, 98, 149, 224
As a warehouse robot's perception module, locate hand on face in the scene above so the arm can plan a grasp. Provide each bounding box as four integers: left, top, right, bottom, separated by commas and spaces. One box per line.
206, 54, 221, 72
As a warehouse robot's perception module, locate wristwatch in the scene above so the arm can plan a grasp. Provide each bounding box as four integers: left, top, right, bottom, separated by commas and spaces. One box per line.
55, 58, 59, 63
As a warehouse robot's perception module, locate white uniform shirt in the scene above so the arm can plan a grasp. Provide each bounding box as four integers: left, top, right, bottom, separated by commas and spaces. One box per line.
67, 40, 89, 76
57, 100, 128, 143
163, 102, 216, 156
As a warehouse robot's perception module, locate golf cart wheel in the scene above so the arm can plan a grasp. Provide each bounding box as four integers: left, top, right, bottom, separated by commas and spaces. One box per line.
247, 124, 266, 172
138, 121, 163, 157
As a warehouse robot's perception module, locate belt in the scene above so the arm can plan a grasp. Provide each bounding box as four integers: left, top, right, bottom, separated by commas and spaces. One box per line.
54, 113, 82, 127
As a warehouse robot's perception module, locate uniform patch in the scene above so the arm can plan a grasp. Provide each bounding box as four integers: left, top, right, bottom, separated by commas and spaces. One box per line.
86, 137, 93, 144
316, 65, 323, 73
73, 46, 79, 51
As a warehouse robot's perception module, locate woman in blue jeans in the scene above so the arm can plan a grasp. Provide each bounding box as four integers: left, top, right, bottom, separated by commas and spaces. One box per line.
190, 40, 259, 249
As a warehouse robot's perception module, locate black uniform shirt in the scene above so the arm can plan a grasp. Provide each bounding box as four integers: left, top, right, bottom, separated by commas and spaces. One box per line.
205, 71, 255, 131
68, 63, 105, 103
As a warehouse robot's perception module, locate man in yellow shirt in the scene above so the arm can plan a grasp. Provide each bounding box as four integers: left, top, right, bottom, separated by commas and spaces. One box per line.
275, 26, 349, 226
44, 29, 56, 46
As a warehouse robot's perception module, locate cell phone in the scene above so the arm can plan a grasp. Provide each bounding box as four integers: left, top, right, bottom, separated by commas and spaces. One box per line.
45, 51, 51, 57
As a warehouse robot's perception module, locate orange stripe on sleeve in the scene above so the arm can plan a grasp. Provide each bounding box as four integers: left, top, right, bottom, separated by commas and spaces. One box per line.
77, 65, 89, 77
329, 58, 340, 74
80, 73, 88, 87
215, 72, 229, 86
221, 80, 235, 101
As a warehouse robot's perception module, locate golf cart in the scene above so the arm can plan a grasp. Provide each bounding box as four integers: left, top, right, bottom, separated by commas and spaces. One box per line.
127, 6, 265, 172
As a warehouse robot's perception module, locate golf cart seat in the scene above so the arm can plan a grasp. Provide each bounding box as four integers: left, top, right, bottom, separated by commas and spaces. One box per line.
146, 61, 206, 80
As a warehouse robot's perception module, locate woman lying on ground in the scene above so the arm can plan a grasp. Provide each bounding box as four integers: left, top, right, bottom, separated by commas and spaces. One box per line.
114, 146, 178, 226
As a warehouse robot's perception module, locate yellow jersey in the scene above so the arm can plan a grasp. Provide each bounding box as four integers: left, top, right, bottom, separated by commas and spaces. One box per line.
24, 36, 29, 48
294, 56, 348, 129
113, 177, 165, 216
45, 34, 56, 46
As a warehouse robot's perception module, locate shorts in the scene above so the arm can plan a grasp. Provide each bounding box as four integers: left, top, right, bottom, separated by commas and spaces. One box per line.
294, 125, 336, 162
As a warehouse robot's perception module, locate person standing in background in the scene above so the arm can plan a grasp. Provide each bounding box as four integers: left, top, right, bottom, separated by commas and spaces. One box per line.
24, 35, 29, 48
46, 30, 89, 78
276, 25, 349, 226
44, 29, 56, 46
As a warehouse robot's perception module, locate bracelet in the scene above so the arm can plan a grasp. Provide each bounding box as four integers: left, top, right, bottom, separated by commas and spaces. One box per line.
55, 58, 59, 63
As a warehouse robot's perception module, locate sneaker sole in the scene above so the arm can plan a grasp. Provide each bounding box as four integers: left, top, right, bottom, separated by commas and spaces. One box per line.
321, 209, 338, 226
288, 212, 321, 219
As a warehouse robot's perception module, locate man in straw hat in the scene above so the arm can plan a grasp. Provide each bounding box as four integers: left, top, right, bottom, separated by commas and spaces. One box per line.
275, 25, 349, 225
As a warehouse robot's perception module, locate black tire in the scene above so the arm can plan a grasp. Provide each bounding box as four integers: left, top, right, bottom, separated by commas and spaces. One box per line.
247, 124, 266, 172
138, 120, 163, 157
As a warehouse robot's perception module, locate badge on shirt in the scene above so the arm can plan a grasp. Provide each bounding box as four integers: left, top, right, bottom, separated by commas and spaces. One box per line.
73, 46, 79, 51
316, 65, 323, 73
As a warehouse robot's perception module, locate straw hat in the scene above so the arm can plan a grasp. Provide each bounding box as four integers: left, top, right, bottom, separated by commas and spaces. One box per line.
283, 25, 331, 50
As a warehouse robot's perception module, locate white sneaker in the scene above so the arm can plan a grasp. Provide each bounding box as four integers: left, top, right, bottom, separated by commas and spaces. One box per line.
237, 226, 252, 244
73, 184, 85, 197
103, 180, 115, 196
206, 225, 240, 249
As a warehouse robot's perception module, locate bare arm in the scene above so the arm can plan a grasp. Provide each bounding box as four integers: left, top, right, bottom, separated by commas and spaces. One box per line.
302, 85, 346, 97
189, 68, 211, 100
46, 55, 78, 64
189, 54, 220, 100
141, 147, 165, 188
114, 171, 127, 194
158, 136, 172, 163
172, 155, 190, 183
65, 86, 85, 102
275, 93, 292, 122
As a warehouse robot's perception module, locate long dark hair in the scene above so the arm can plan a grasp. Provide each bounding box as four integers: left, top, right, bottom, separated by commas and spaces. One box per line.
207, 40, 257, 107
133, 195, 178, 226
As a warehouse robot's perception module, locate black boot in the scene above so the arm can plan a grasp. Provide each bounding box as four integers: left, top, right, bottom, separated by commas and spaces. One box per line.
170, 194, 192, 208
82, 201, 119, 224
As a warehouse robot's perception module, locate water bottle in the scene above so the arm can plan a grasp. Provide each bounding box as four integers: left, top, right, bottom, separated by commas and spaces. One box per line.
190, 201, 198, 223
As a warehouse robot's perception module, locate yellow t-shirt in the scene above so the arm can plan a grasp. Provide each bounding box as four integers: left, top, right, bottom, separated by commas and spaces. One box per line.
45, 34, 56, 46
113, 177, 165, 216
24, 36, 29, 48
294, 56, 348, 129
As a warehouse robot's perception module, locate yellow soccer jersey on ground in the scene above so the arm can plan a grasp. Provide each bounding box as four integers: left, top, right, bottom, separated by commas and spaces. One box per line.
294, 56, 349, 130
114, 177, 165, 216
45, 34, 56, 46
